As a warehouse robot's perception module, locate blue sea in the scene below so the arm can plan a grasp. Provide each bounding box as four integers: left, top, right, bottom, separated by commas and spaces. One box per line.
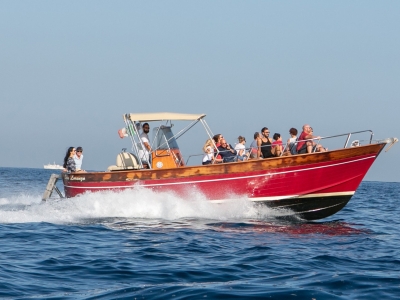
1, 167, 400, 299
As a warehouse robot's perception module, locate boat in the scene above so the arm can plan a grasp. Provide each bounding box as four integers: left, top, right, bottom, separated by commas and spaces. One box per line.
61, 112, 398, 220
44, 162, 64, 170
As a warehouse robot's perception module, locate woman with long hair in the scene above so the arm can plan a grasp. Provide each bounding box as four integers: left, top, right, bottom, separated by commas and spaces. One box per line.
63, 147, 77, 172
212, 134, 224, 162
212, 134, 223, 147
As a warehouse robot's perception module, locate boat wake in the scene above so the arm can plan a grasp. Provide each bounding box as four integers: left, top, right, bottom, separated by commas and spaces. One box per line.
0, 187, 292, 224
0, 188, 369, 236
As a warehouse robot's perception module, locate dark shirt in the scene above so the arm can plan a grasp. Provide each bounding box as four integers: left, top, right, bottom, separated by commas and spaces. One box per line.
66, 157, 76, 172
261, 138, 273, 158
217, 144, 237, 162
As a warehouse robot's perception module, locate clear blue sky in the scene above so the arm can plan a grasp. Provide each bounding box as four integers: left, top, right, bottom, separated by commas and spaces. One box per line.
0, 1, 399, 182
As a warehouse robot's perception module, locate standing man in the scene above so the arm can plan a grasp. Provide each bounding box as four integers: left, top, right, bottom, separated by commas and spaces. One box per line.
73, 146, 84, 171
138, 123, 152, 165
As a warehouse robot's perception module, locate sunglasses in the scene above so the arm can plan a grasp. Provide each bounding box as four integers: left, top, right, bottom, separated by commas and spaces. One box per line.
76, 150, 82, 153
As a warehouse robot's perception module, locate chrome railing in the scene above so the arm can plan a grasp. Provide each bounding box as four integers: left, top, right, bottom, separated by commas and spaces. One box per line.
185, 130, 375, 165
281, 130, 374, 156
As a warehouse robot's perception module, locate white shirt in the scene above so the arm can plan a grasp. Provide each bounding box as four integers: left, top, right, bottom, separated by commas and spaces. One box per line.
138, 132, 150, 162
203, 146, 214, 162
73, 154, 83, 170
234, 143, 246, 156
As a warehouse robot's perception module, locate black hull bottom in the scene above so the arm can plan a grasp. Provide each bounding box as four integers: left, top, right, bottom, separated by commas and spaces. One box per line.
260, 195, 352, 221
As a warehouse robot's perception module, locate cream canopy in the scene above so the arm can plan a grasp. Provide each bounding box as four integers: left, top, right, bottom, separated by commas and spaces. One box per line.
125, 112, 206, 122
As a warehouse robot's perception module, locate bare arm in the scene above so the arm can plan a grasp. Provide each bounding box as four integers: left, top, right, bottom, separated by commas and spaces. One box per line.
143, 141, 151, 151
305, 134, 320, 140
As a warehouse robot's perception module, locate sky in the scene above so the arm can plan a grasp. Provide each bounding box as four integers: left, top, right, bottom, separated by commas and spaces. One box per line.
0, 1, 399, 182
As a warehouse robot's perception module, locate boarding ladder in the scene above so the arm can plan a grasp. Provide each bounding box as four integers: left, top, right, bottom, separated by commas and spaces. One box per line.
42, 174, 64, 201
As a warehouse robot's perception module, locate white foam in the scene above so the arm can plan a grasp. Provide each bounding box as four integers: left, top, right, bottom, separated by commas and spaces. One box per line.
0, 187, 290, 224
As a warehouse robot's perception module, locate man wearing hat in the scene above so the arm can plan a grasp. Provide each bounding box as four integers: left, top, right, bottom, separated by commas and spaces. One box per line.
73, 146, 84, 171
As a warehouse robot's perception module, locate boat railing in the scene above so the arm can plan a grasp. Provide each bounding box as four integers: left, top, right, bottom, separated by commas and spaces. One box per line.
186, 153, 205, 165
323, 129, 373, 148
186, 130, 375, 165
186, 148, 239, 165
280, 129, 374, 156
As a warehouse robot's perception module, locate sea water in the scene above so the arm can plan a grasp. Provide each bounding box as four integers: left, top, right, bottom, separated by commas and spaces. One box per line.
0, 167, 399, 299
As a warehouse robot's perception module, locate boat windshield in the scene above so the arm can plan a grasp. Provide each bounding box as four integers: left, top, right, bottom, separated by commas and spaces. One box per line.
154, 126, 179, 150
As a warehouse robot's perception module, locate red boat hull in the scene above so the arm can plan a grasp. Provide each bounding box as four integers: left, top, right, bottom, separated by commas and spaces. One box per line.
62, 144, 385, 220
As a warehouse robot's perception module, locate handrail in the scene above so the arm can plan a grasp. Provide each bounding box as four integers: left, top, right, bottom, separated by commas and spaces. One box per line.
186, 154, 204, 165
186, 130, 375, 164
280, 129, 374, 157
324, 130, 373, 145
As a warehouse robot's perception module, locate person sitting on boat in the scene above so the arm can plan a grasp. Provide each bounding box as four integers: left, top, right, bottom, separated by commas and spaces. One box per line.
249, 132, 261, 159
213, 134, 223, 147
218, 139, 245, 163
202, 139, 215, 165
213, 134, 224, 161
310, 127, 327, 152
271, 133, 284, 157
297, 124, 326, 154
259, 127, 274, 159
286, 128, 298, 155
63, 147, 76, 172
138, 123, 152, 165
234, 136, 250, 161
73, 146, 84, 171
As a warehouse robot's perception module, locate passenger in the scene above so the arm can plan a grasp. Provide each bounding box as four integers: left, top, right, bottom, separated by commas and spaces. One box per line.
63, 147, 77, 172
234, 136, 250, 161
213, 134, 223, 147
213, 134, 224, 161
310, 127, 327, 152
218, 139, 242, 163
271, 133, 283, 157
73, 146, 84, 171
259, 127, 274, 159
202, 139, 215, 165
249, 132, 261, 159
138, 123, 152, 165
286, 128, 298, 155
297, 124, 326, 154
